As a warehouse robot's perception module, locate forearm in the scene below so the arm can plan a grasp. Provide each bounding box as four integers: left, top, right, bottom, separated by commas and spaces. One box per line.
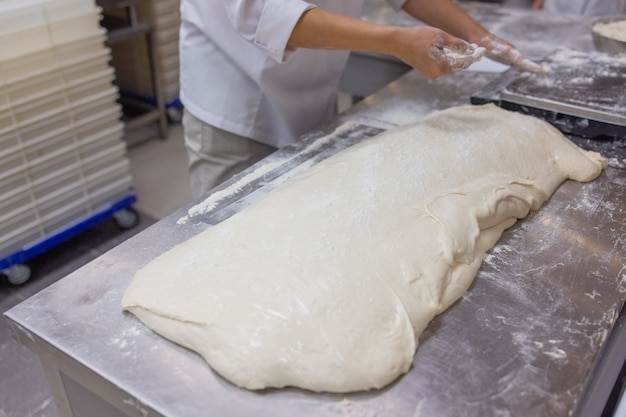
531, 0, 544, 9
287, 6, 483, 79
288, 8, 399, 55
401, 0, 490, 43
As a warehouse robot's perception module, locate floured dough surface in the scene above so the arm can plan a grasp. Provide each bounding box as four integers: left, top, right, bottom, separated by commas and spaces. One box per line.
122, 104, 605, 393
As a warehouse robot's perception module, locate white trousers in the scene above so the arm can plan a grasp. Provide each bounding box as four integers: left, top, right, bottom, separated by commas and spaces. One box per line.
182, 109, 276, 199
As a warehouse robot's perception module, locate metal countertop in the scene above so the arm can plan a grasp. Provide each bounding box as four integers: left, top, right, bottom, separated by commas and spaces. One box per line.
5, 3, 626, 417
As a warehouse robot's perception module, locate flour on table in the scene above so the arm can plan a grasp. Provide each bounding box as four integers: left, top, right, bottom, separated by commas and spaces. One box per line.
123, 104, 605, 393
177, 122, 359, 224
177, 160, 283, 224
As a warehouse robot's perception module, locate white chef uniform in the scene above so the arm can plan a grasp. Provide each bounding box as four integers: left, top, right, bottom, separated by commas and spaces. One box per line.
179, 0, 405, 149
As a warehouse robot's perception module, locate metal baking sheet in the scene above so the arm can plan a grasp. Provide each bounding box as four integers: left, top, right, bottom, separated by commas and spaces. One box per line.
502, 48, 626, 126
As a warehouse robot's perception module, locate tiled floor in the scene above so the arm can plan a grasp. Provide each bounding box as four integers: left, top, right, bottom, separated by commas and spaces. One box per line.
0, 124, 191, 417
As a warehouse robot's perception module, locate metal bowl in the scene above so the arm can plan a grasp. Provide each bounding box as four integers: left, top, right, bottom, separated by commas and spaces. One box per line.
591, 15, 626, 55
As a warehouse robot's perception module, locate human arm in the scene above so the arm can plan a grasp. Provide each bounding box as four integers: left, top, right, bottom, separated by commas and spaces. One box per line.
288, 1, 543, 78
288, 7, 480, 79
401, 0, 545, 73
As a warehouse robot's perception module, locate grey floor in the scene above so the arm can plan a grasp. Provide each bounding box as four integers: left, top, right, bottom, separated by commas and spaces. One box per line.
0, 123, 192, 417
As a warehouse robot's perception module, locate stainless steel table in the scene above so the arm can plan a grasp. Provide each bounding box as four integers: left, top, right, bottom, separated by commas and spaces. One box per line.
5, 4, 626, 417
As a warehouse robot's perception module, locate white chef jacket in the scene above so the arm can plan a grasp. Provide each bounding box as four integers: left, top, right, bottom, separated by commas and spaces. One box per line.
543, 0, 626, 16
179, 0, 405, 148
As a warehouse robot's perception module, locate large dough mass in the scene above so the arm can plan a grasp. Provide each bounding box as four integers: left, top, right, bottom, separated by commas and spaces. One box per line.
122, 104, 605, 392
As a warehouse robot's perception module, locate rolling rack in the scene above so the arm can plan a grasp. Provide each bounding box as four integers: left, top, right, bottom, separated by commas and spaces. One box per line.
104, 0, 182, 123
97, 0, 170, 140
0, 0, 139, 285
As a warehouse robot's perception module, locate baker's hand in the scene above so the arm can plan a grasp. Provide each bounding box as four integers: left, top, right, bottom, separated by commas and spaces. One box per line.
477, 33, 546, 74
393, 26, 486, 79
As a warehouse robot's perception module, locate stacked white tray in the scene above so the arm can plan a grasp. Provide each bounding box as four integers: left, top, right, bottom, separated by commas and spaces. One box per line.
0, 0, 133, 259
108, 0, 180, 104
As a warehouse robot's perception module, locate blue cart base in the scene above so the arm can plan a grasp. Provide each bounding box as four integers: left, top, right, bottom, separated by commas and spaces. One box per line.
0, 191, 138, 284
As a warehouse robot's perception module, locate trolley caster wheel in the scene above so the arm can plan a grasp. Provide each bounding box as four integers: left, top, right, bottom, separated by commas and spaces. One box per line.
167, 107, 183, 124
2, 264, 32, 286
113, 208, 139, 230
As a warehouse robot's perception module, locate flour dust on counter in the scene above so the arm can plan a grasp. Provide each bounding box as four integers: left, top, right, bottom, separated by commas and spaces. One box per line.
121, 104, 606, 393
177, 121, 363, 224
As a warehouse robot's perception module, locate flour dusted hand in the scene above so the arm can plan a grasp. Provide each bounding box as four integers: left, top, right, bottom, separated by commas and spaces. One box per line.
392, 26, 483, 78
479, 34, 546, 74
122, 105, 605, 393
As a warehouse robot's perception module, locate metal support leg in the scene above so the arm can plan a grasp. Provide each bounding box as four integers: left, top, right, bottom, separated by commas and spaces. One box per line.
145, 30, 168, 139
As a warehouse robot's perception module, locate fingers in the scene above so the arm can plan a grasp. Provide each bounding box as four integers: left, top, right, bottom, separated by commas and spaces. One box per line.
395, 28, 545, 79
398, 28, 485, 79
441, 43, 486, 71
430, 35, 486, 75
515, 58, 547, 74
478, 34, 547, 74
